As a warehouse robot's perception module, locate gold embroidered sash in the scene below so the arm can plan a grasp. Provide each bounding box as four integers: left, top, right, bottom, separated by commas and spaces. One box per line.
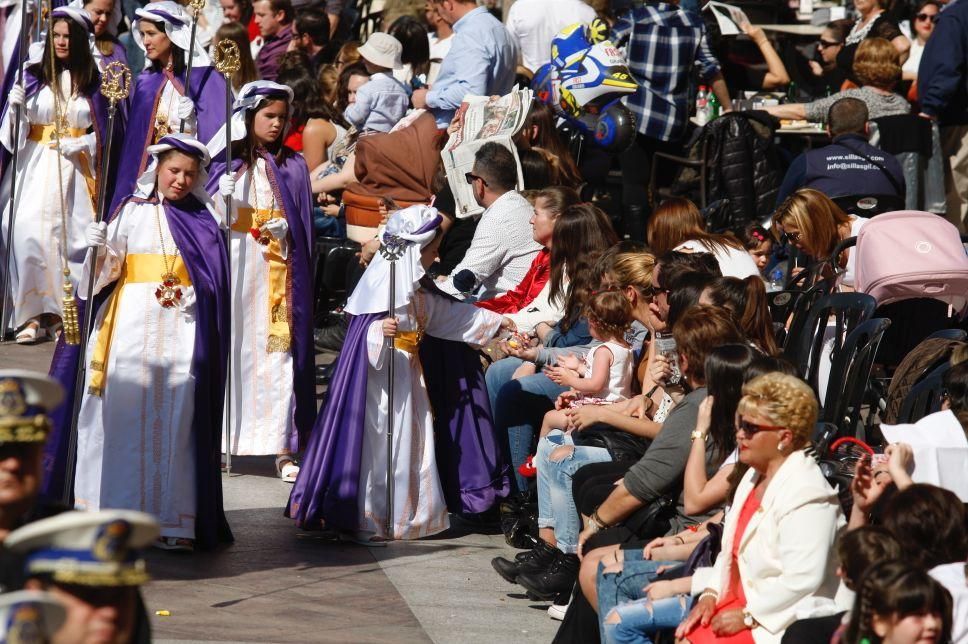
28, 123, 97, 212
233, 207, 290, 353
88, 254, 191, 397
393, 330, 424, 355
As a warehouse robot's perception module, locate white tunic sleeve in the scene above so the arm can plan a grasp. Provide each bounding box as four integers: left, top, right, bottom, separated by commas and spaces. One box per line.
424, 291, 504, 346
366, 318, 389, 369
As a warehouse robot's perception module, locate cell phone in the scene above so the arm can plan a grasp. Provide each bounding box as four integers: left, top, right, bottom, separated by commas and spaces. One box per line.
653, 332, 682, 385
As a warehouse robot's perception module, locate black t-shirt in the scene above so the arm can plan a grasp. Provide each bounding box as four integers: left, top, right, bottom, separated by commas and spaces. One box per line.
837, 14, 904, 83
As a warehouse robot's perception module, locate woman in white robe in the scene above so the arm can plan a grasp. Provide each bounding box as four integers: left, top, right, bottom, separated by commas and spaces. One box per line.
73, 134, 231, 552
0, 7, 101, 342
287, 205, 515, 542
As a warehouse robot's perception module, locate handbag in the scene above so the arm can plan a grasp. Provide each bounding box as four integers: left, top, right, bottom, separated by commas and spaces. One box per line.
624, 494, 676, 540
572, 424, 650, 463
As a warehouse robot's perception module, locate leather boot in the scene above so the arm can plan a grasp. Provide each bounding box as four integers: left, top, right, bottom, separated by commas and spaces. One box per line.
622, 204, 647, 242
516, 550, 580, 601
490, 539, 559, 584
313, 314, 348, 353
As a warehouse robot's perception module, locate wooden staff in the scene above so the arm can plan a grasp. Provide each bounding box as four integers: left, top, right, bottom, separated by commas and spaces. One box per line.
63, 61, 131, 503
179, 0, 206, 134
213, 39, 240, 474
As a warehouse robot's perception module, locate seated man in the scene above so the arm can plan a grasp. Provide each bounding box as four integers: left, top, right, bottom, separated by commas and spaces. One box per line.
437, 142, 542, 300
776, 97, 905, 205
6, 510, 159, 644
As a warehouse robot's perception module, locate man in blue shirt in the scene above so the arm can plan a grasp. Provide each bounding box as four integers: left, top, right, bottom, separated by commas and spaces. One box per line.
776, 97, 905, 205
412, 0, 519, 128
919, 0, 968, 233
610, 1, 731, 241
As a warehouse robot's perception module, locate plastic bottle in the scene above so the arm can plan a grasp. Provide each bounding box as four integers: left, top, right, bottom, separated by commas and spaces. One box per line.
695, 85, 709, 125
709, 92, 720, 120
767, 267, 785, 293
786, 81, 798, 103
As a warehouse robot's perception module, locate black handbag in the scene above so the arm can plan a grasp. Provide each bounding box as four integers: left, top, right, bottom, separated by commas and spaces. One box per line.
624, 494, 677, 540
572, 424, 650, 463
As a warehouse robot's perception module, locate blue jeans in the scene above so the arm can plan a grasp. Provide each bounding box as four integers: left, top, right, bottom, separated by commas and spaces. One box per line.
597, 552, 684, 642
603, 595, 693, 644
536, 430, 612, 554
487, 358, 567, 492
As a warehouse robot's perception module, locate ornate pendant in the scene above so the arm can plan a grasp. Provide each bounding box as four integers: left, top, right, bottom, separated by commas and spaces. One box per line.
155, 272, 183, 308
154, 115, 171, 143
250, 213, 271, 245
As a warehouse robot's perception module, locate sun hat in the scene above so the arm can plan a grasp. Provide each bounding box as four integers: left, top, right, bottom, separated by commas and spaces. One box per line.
358, 32, 403, 70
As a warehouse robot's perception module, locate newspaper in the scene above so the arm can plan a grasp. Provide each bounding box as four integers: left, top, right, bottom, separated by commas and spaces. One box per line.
441, 88, 533, 219
704, 1, 751, 36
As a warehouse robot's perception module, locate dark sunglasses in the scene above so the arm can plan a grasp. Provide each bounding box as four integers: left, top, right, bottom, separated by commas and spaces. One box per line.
464, 172, 488, 187
736, 417, 786, 437
642, 285, 670, 298
817, 39, 841, 48
784, 230, 802, 243
915, 12, 938, 22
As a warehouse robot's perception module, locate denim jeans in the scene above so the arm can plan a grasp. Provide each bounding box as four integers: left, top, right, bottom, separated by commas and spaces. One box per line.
597, 551, 684, 642
487, 358, 567, 492
603, 595, 693, 644
536, 430, 612, 554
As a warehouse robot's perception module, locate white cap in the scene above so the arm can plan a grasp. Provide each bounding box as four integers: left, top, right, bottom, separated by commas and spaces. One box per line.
0, 370, 64, 445
0, 591, 66, 643
358, 32, 403, 70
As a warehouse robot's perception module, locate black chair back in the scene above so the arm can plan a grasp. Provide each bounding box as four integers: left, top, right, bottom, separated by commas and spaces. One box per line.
822, 318, 892, 439
784, 292, 878, 393
832, 194, 906, 218
897, 362, 952, 424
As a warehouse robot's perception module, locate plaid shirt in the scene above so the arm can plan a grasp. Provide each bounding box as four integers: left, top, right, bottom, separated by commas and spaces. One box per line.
612, 3, 721, 141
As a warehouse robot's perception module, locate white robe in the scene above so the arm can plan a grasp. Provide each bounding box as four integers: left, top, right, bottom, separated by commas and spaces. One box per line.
358, 289, 503, 540
73, 199, 198, 540
220, 159, 295, 456
0, 74, 97, 329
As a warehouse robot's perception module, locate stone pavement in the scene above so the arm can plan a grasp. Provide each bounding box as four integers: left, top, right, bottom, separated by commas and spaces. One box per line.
0, 340, 560, 643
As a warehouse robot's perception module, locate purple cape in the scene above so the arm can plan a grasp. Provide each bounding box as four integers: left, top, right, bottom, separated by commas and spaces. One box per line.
286, 283, 510, 531
45, 194, 233, 550
206, 149, 315, 451
108, 65, 227, 218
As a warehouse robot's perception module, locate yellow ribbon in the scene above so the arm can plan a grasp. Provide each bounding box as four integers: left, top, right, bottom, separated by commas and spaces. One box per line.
88, 254, 191, 397
233, 207, 290, 353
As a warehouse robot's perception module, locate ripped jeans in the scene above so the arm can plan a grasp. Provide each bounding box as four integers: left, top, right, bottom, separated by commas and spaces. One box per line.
597, 549, 689, 644
536, 429, 612, 554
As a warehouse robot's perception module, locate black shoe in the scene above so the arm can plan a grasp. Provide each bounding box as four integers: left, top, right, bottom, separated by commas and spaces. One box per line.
313, 317, 347, 353
315, 363, 336, 386
516, 551, 580, 600
490, 539, 559, 584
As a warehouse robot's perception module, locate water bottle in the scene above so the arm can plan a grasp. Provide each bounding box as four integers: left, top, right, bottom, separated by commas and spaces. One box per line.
709, 92, 721, 120
653, 332, 682, 385
695, 85, 709, 125
767, 267, 785, 293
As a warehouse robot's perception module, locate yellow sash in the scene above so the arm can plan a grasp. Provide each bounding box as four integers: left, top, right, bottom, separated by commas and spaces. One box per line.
233, 207, 291, 353
28, 123, 97, 211
88, 254, 191, 397
393, 330, 423, 355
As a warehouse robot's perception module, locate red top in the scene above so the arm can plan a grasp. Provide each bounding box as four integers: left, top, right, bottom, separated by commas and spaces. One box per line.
285, 124, 304, 152
476, 248, 551, 314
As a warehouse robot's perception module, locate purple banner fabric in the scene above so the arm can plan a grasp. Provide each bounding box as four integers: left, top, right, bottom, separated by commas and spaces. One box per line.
285, 313, 382, 531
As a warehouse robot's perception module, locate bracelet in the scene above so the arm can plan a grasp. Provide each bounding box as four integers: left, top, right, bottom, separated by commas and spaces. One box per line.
674, 536, 685, 545
590, 510, 609, 530
698, 591, 718, 604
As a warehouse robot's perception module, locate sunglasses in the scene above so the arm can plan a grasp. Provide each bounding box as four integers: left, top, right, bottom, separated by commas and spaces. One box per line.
915, 12, 938, 22
736, 417, 787, 437
817, 39, 841, 48
784, 230, 802, 243
642, 285, 670, 299
464, 172, 488, 187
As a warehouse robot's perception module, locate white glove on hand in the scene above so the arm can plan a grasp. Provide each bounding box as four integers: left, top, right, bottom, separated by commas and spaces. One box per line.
177, 96, 195, 121
56, 137, 87, 157
178, 285, 197, 320
8, 85, 25, 108
86, 221, 107, 249
219, 174, 236, 197
261, 217, 288, 240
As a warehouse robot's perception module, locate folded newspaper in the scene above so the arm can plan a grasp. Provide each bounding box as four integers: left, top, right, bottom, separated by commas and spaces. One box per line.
704, 1, 751, 36
442, 88, 533, 219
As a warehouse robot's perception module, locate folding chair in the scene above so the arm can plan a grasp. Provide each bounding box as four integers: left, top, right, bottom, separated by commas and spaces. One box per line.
896, 362, 952, 424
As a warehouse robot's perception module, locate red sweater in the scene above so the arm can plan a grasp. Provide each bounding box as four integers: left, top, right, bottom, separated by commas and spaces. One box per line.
476, 248, 551, 314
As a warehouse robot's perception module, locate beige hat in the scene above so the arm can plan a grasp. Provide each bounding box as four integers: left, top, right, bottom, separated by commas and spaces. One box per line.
358, 32, 403, 70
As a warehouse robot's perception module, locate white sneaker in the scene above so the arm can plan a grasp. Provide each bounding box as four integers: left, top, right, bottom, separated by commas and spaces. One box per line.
547, 601, 569, 621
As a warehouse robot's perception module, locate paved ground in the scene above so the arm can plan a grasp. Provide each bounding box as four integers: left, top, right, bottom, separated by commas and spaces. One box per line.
0, 340, 559, 644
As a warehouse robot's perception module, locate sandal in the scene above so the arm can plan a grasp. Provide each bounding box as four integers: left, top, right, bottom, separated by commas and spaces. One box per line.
15, 321, 41, 345
152, 537, 194, 552
340, 532, 389, 547
47, 321, 62, 342
275, 455, 299, 483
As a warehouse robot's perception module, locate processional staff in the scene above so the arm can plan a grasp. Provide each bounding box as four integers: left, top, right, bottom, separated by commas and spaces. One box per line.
378, 233, 406, 540
180, 0, 206, 134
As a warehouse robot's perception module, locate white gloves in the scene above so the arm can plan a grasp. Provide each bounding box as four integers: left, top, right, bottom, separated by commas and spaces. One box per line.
86, 221, 107, 249
7, 85, 25, 108
177, 96, 195, 121
178, 285, 197, 320
218, 174, 235, 197
56, 137, 87, 157
261, 217, 288, 240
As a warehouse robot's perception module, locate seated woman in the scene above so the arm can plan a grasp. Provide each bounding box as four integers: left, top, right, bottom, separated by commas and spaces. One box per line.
771, 188, 866, 289
699, 276, 779, 355
766, 38, 910, 122
805, 19, 853, 98
647, 198, 760, 279
677, 372, 844, 643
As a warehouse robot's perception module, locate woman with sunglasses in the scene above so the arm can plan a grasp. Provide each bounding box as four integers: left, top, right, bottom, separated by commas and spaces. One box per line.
807, 19, 852, 97
677, 372, 843, 644
902, 0, 940, 83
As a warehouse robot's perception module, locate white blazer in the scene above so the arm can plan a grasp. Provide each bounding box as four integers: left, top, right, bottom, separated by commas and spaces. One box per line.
706, 449, 845, 644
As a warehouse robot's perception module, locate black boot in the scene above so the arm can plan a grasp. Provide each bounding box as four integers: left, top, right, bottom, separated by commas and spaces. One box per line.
622, 204, 647, 242
314, 362, 336, 386
490, 539, 559, 584
516, 551, 580, 601
313, 315, 348, 353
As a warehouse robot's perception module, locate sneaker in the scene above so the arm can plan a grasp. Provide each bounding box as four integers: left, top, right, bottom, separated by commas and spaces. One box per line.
491, 539, 559, 584
547, 596, 570, 621
517, 551, 580, 601
517, 455, 537, 478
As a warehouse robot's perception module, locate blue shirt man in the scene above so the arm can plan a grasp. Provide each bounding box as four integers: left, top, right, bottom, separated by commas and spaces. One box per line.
413, 1, 518, 128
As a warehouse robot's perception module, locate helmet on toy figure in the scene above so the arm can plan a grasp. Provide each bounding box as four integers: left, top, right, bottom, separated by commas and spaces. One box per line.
533, 20, 638, 153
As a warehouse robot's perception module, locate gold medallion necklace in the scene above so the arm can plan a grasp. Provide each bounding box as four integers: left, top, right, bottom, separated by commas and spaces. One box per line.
153, 204, 183, 308
249, 160, 275, 246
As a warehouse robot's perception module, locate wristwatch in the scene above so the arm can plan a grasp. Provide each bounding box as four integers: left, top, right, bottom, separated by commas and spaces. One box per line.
742, 610, 757, 629
691, 430, 707, 442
